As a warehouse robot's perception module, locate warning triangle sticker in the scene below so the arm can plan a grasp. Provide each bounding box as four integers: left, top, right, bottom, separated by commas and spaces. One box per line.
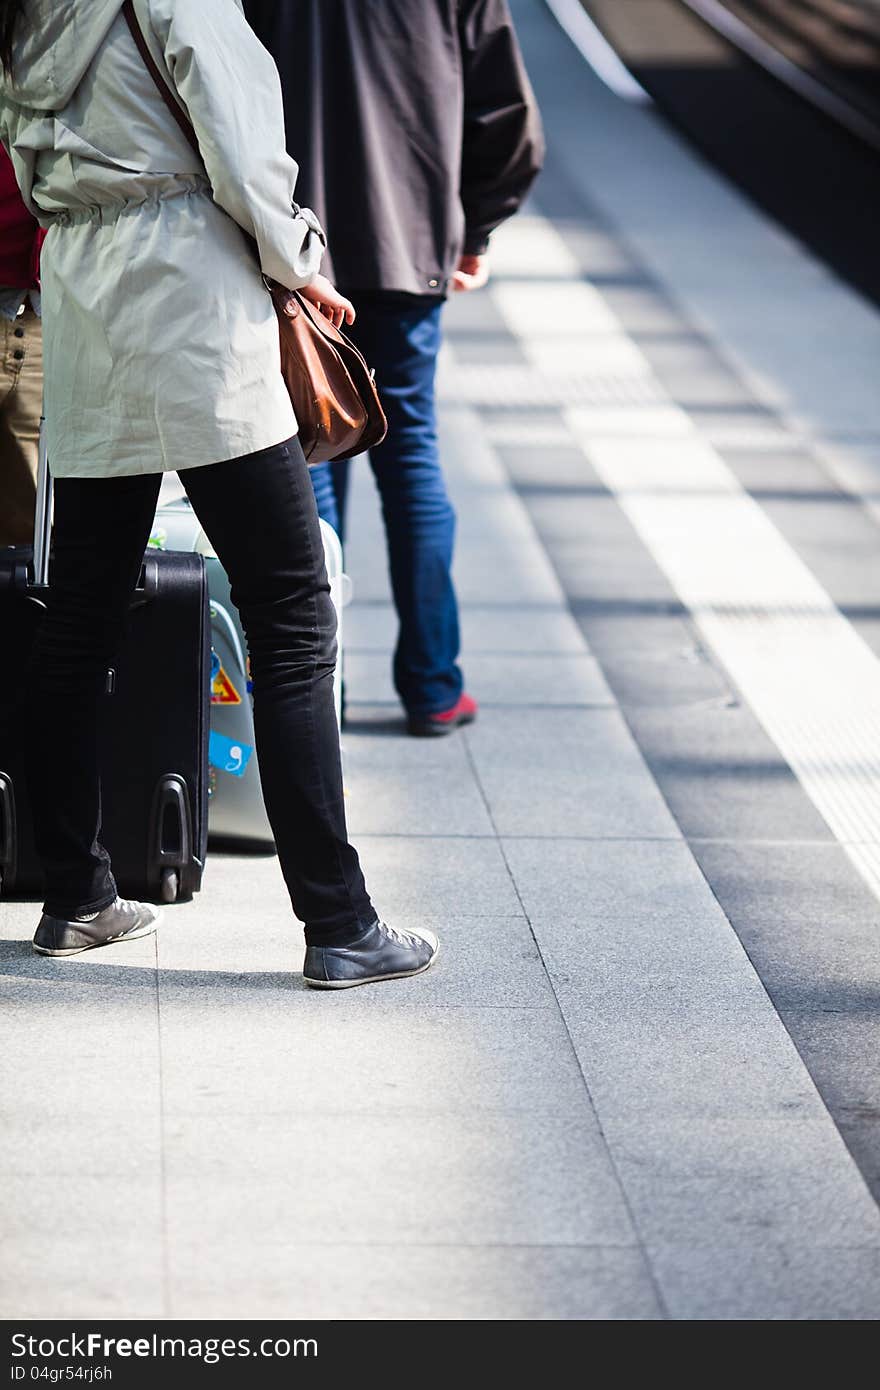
211, 663, 242, 705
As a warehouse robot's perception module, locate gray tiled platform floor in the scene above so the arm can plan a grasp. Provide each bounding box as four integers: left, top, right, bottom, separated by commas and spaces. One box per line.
4, 385, 879, 1319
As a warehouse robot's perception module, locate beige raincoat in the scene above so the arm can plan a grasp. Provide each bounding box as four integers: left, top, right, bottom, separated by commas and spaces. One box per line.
0, 0, 325, 478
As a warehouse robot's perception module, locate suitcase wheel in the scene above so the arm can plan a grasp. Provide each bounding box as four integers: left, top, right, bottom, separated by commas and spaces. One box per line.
160, 867, 180, 903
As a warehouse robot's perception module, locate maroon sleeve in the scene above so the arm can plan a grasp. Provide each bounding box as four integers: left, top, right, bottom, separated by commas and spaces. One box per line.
0, 145, 44, 290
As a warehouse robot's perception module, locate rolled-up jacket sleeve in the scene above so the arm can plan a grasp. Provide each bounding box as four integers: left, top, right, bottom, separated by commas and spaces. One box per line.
148, 0, 325, 289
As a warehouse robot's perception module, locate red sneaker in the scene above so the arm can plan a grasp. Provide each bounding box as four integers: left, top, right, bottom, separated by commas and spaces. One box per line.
407, 692, 478, 738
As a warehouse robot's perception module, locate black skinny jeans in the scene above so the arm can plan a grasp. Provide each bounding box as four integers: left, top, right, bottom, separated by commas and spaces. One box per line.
26, 438, 376, 945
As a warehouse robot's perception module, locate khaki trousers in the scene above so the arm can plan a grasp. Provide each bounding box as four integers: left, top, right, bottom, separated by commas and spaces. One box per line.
0, 307, 42, 545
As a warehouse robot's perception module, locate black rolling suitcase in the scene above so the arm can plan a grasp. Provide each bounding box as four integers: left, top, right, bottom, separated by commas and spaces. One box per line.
0, 435, 210, 905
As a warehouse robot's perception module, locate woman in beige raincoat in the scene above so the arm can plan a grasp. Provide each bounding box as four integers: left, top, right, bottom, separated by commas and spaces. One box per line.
0, 0, 438, 987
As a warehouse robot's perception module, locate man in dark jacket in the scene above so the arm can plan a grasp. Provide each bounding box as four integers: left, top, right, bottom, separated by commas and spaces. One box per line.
244, 0, 544, 735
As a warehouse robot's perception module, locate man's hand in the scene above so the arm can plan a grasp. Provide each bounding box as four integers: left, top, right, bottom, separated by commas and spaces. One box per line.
451, 253, 490, 293
297, 274, 356, 329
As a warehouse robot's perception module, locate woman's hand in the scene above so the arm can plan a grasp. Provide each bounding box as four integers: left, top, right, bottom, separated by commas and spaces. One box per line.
297, 274, 356, 330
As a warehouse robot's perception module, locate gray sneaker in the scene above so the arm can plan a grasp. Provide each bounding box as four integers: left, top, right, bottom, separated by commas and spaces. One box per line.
32, 897, 162, 957
303, 919, 439, 989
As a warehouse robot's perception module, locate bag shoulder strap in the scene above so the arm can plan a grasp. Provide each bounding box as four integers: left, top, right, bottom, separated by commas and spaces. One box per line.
121, 0, 201, 159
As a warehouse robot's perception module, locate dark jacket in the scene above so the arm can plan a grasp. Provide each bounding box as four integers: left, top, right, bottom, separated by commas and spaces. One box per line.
243, 0, 544, 295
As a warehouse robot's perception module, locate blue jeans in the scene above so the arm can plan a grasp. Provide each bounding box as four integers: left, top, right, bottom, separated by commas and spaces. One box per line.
310, 296, 463, 717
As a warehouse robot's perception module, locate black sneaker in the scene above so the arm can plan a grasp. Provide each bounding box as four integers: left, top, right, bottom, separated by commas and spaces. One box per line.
303, 919, 439, 989
33, 898, 162, 957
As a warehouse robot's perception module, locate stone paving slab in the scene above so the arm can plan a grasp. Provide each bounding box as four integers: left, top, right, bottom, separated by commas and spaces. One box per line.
0, 1108, 162, 1176
503, 838, 880, 1255
156, 1005, 583, 1118
346, 834, 524, 920
0, 931, 161, 1122
2, 1240, 167, 1322
346, 599, 588, 655
166, 1244, 662, 1322
650, 1243, 880, 1321
346, 650, 614, 709
465, 707, 679, 839
161, 1109, 636, 1249
692, 838, 880, 1199
342, 706, 494, 837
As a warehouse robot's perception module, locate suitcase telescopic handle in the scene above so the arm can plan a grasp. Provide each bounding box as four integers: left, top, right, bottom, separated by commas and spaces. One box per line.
130, 555, 160, 608
32, 415, 52, 587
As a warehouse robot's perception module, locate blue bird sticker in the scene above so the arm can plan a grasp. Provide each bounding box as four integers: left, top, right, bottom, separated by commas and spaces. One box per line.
208, 731, 254, 778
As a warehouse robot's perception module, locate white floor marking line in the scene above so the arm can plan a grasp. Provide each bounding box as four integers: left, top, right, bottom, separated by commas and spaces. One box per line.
486, 215, 582, 279
542, 0, 652, 105
491, 216, 880, 902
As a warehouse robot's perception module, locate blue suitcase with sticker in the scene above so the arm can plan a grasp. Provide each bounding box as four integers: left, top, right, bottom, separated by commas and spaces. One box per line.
151, 481, 347, 846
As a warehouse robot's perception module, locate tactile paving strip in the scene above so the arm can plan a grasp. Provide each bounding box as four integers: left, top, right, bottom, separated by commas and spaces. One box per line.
489, 215, 880, 905
437, 363, 665, 409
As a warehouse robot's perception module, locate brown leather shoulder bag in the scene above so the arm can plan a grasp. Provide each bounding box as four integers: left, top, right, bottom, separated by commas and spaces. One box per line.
122, 0, 387, 465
